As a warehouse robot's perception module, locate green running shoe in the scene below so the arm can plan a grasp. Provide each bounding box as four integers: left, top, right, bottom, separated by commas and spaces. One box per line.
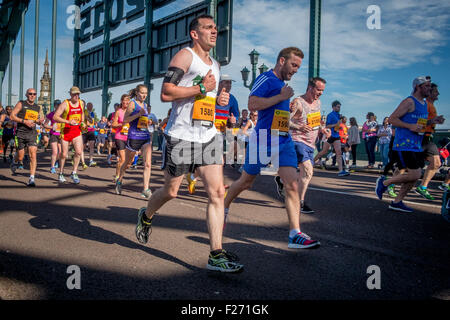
387, 185, 397, 198
206, 249, 244, 273
135, 207, 152, 244
415, 186, 435, 200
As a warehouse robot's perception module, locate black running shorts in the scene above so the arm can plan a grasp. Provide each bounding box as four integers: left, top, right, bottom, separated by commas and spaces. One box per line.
391, 150, 425, 170
162, 134, 223, 177
421, 136, 439, 158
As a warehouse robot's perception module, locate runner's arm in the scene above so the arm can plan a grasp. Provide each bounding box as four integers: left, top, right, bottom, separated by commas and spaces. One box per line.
53, 101, 70, 124
123, 100, 143, 123
111, 111, 121, 128
388, 98, 420, 132
10, 101, 23, 124
241, 118, 252, 136
161, 49, 212, 102
0, 113, 5, 128
248, 84, 293, 112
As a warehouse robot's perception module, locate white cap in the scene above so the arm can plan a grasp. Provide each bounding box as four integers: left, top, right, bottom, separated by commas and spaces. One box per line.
220, 74, 235, 82
411, 76, 430, 94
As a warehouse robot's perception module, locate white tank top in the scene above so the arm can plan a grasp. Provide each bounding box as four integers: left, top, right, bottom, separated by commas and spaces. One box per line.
165, 47, 220, 143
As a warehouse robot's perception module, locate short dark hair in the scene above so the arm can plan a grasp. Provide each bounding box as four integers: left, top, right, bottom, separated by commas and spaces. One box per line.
308, 77, 326, 88
276, 47, 304, 64
189, 14, 214, 39
431, 82, 438, 89
332, 100, 341, 108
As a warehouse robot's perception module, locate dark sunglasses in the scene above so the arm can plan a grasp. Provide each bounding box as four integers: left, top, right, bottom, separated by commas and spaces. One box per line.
28, 93, 37, 96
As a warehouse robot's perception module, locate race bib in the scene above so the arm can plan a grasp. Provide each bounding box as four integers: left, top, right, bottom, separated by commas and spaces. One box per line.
137, 116, 149, 130
69, 114, 81, 124
99, 129, 106, 134
192, 95, 216, 124
214, 119, 227, 133
24, 109, 39, 121
271, 109, 289, 132
120, 124, 129, 135
307, 111, 321, 129
53, 123, 61, 133
417, 118, 427, 135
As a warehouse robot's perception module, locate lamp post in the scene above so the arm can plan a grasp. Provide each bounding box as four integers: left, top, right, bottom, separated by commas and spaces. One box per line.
240, 49, 269, 90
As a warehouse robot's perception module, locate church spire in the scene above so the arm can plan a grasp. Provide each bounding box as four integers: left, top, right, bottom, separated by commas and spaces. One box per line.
44, 49, 49, 76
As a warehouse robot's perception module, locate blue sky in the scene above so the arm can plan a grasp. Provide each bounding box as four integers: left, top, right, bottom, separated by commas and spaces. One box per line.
2, 0, 450, 128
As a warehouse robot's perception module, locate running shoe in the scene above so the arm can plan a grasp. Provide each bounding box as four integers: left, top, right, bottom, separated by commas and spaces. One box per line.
387, 184, 397, 198
58, 174, 66, 183
375, 176, 388, 200
50, 166, 57, 174
27, 177, 36, 187
288, 232, 320, 249
389, 201, 413, 213
135, 207, 152, 244
299, 231, 311, 240
79, 162, 88, 170
18, 162, 24, 170
71, 172, 80, 184
301, 202, 315, 214
337, 170, 350, 177
274, 176, 284, 198
438, 183, 450, 191
89, 160, 97, 167
107, 155, 112, 165
186, 173, 196, 195
10, 162, 17, 174
115, 180, 122, 195
415, 186, 435, 200
141, 188, 152, 199
206, 249, 244, 273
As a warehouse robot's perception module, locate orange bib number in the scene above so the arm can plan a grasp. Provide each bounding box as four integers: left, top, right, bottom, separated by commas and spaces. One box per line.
137, 116, 149, 130
271, 109, 289, 132
307, 111, 321, 129
24, 109, 39, 121
121, 124, 129, 135
192, 95, 216, 124
417, 118, 427, 135
69, 114, 81, 124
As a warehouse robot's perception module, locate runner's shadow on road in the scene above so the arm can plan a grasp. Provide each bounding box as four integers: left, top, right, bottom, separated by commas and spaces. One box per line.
26, 204, 200, 272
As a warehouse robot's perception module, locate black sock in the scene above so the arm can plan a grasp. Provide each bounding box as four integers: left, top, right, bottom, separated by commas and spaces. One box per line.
210, 249, 223, 256
141, 213, 153, 224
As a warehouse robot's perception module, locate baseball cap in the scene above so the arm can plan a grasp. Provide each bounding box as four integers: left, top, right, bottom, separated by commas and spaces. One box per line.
69, 86, 81, 94
411, 76, 430, 94
220, 74, 235, 82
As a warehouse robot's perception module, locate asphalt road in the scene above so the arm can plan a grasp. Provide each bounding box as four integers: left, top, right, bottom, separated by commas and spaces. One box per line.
0, 149, 449, 301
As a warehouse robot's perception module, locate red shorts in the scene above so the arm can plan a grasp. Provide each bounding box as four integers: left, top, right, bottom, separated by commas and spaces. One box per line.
62, 125, 82, 142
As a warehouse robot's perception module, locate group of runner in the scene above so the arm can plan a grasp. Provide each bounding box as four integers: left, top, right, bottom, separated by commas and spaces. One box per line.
1, 15, 447, 274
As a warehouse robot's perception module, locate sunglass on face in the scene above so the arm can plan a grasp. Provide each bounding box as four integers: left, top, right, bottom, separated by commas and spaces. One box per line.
27, 93, 37, 96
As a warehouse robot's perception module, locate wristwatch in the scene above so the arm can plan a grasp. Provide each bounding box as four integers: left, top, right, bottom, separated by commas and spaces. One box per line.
199, 83, 206, 94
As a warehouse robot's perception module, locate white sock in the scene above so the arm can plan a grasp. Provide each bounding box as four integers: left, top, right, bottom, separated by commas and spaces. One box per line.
289, 229, 301, 238
30, 175, 34, 179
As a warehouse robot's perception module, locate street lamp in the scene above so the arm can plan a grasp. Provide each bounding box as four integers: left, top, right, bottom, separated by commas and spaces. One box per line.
241, 49, 270, 90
